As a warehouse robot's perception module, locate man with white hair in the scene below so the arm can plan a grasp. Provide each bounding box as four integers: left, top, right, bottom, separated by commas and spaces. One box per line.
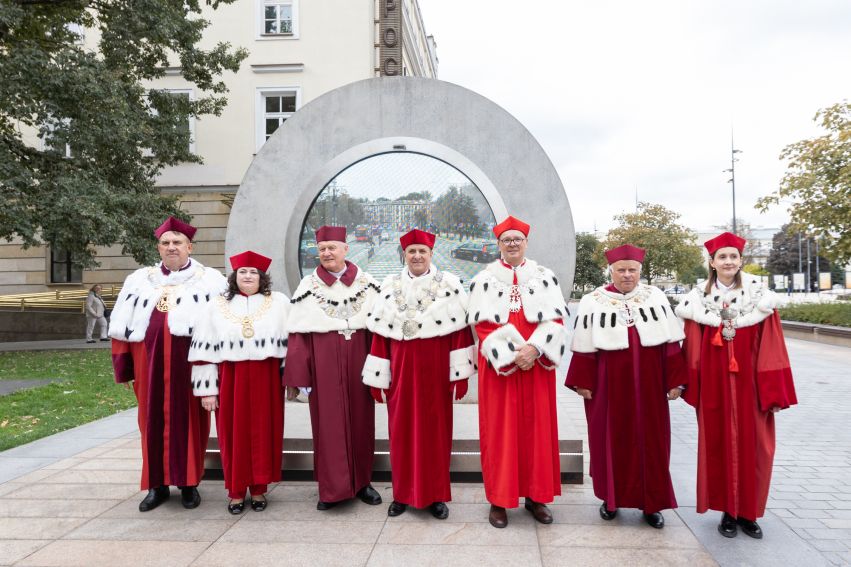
565, 244, 686, 529
284, 225, 382, 510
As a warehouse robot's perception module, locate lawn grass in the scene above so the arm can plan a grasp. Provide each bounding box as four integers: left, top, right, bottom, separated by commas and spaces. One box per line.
0, 349, 136, 451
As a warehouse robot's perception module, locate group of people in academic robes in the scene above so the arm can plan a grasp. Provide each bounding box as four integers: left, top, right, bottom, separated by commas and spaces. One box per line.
110, 214, 796, 538
566, 232, 797, 538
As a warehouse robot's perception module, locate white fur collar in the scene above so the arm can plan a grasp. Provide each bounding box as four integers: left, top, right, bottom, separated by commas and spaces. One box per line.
108, 259, 227, 342
675, 277, 779, 329
187, 291, 289, 363
467, 259, 569, 326
366, 266, 468, 340
287, 266, 380, 334
571, 284, 684, 353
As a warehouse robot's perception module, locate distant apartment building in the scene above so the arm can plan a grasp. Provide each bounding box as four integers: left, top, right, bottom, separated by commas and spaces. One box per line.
0, 0, 438, 294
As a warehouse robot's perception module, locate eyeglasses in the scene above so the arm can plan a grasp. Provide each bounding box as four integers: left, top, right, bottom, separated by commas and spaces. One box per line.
499, 238, 526, 246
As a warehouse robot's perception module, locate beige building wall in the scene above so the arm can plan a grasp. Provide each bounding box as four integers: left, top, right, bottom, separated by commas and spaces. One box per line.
1, 0, 436, 294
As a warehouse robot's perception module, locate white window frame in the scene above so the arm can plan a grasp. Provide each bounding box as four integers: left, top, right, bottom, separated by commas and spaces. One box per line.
255, 87, 301, 152
256, 0, 299, 40
164, 89, 196, 155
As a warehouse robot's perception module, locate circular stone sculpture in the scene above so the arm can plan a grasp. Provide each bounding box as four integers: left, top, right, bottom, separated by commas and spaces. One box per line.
227, 77, 575, 295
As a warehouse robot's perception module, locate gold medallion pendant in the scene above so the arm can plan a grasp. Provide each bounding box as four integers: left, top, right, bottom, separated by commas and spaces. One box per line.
241, 318, 255, 339
155, 288, 173, 312
402, 319, 419, 338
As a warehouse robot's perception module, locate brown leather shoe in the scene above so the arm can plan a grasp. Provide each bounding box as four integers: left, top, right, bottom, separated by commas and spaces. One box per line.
524, 498, 553, 524
488, 505, 508, 528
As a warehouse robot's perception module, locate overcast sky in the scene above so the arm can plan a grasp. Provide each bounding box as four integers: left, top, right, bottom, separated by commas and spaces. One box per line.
417, 0, 851, 236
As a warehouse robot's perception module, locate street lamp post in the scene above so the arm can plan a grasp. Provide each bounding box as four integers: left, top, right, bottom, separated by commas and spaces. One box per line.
723, 132, 742, 234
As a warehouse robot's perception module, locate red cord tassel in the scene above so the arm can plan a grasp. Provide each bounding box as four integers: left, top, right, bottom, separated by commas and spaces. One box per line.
711, 325, 723, 347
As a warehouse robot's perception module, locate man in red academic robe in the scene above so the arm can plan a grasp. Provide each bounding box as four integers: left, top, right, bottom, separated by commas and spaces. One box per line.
566, 244, 687, 529
676, 232, 797, 539
468, 216, 567, 528
109, 217, 227, 511
363, 229, 476, 520
284, 226, 382, 510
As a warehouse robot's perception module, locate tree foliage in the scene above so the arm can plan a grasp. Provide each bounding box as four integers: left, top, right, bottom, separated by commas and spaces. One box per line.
0, 0, 247, 267
573, 232, 605, 291
756, 102, 851, 265
766, 223, 835, 290
602, 202, 703, 285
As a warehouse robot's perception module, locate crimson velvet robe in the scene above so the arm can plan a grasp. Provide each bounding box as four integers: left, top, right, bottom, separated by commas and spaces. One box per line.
112, 309, 210, 490
476, 309, 562, 509
681, 312, 796, 520
370, 328, 474, 508
566, 320, 686, 514
216, 358, 283, 498
284, 329, 375, 503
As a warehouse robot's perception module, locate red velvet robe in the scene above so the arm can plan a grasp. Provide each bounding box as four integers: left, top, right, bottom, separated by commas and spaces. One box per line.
284, 330, 375, 503
565, 299, 686, 514
217, 358, 283, 499
476, 308, 562, 509
369, 328, 474, 508
112, 309, 210, 490
681, 312, 797, 520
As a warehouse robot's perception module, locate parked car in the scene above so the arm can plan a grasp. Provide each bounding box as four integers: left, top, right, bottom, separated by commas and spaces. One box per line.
450, 241, 499, 263
663, 284, 687, 295
380, 231, 390, 243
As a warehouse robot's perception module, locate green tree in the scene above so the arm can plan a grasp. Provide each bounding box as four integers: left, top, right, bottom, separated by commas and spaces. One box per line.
756, 102, 851, 265
766, 223, 834, 290
573, 232, 606, 291
432, 186, 477, 234
679, 263, 708, 286
0, 0, 247, 268
602, 202, 703, 285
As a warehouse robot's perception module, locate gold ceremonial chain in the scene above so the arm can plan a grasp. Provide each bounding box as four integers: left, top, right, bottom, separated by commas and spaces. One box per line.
148, 266, 204, 313
393, 270, 444, 338
216, 295, 274, 339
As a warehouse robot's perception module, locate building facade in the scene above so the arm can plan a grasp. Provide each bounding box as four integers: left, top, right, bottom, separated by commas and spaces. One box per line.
0, 0, 437, 294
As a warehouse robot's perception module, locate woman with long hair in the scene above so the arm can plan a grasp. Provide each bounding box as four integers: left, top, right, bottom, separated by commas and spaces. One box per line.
676, 232, 797, 539
188, 251, 289, 514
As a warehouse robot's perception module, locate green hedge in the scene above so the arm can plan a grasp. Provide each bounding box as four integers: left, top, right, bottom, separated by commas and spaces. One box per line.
779, 302, 851, 327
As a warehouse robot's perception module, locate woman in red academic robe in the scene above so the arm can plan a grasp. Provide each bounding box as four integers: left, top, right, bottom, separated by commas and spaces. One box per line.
188, 251, 289, 514
676, 232, 797, 539
362, 229, 476, 520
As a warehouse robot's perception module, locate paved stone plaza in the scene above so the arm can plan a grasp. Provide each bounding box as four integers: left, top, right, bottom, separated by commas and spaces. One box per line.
0, 335, 848, 566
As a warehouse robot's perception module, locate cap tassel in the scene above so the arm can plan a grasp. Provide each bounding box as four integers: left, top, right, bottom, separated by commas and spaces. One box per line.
711, 325, 724, 347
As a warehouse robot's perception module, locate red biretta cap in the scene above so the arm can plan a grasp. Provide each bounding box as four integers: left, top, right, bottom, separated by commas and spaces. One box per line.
605, 244, 646, 264
704, 232, 746, 255
154, 216, 197, 240
229, 251, 272, 273
400, 229, 436, 250
315, 225, 346, 243
493, 215, 530, 238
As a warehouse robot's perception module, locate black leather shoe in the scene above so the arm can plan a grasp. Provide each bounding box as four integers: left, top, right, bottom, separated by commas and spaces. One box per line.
643, 512, 665, 529
488, 505, 508, 528
250, 496, 267, 512
737, 517, 763, 539
429, 502, 449, 520
180, 486, 200, 509
524, 498, 553, 524
599, 502, 618, 521
316, 500, 338, 511
138, 486, 169, 512
718, 513, 738, 538
387, 501, 407, 517
228, 499, 245, 515
356, 485, 382, 505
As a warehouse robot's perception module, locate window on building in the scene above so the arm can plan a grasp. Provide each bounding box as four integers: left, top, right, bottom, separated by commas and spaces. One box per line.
264, 2, 292, 34
50, 248, 82, 284
256, 88, 300, 151
257, 0, 298, 38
